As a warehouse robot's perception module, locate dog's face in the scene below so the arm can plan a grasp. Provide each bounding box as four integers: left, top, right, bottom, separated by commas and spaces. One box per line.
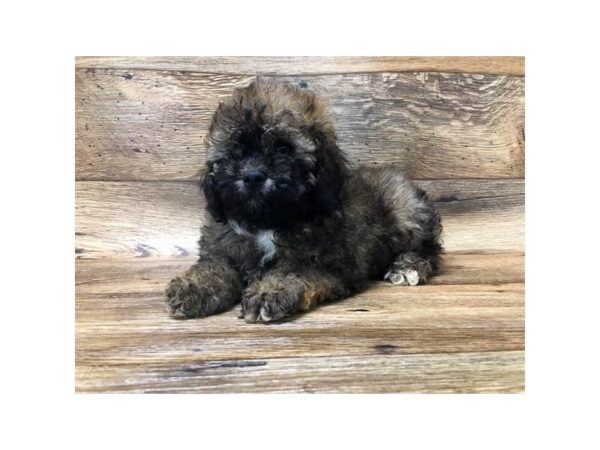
201, 81, 348, 228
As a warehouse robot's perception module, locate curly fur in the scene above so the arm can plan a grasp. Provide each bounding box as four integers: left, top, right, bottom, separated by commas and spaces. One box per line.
166, 80, 443, 323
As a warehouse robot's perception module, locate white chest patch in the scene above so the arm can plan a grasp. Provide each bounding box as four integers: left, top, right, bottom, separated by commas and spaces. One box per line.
255, 229, 277, 265
228, 221, 277, 265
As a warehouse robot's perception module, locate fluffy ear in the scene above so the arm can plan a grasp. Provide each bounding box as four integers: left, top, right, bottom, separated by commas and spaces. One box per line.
311, 130, 349, 217
200, 163, 226, 223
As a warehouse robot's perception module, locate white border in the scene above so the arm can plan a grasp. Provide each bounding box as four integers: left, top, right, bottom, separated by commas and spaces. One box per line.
3, 0, 600, 448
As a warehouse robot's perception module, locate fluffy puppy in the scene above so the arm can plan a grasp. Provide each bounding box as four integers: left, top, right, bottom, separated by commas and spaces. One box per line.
166, 80, 443, 323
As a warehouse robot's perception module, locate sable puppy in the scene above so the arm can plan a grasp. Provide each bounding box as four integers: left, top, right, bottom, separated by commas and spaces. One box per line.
166, 80, 443, 323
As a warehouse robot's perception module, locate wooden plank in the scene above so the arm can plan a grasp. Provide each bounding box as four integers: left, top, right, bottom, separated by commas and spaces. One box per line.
75, 69, 254, 181
76, 68, 524, 181
76, 255, 523, 392
76, 281, 524, 334
75, 56, 525, 76
75, 179, 524, 258
76, 351, 524, 393
76, 259, 524, 365
75, 253, 524, 289
75, 181, 202, 258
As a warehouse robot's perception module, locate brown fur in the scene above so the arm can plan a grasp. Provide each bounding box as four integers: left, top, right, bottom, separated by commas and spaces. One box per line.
166, 80, 443, 323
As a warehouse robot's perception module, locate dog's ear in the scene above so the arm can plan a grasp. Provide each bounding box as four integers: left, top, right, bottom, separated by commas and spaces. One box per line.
200, 162, 226, 223
311, 130, 349, 217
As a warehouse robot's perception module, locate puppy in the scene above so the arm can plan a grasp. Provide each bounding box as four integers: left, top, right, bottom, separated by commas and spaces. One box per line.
166, 80, 442, 323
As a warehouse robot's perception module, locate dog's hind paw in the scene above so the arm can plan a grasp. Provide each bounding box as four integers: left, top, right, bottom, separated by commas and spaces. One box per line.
384, 252, 435, 286
384, 268, 420, 286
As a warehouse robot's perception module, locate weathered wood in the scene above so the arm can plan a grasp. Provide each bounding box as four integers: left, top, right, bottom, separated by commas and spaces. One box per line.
76, 68, 524, 181
73, 57, 527, 394
75, 263, 524, 358
76, 281, 524, 333
76, 351, 524, 393
75, 56, 525, 76
75, 181, 202, 258
75, 253, 524, 288
75, 180, 524, 258
75, 255, 524, 393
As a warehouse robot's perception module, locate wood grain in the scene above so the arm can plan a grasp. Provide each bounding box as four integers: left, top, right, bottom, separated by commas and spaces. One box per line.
75, 56, 525, 76
76, 68, 524, 181
74, 56, 526, 393
76, 351, 524, 393
76, 281, 524, 335
75, 254, 524, 393
75, 179, 524, 258
75, 253, 524, 288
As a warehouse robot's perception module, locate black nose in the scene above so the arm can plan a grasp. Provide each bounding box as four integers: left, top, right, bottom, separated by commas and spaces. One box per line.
242, 170, 266, 187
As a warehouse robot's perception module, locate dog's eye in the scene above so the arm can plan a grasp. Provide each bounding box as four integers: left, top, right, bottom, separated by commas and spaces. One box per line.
276, 143, 293, 154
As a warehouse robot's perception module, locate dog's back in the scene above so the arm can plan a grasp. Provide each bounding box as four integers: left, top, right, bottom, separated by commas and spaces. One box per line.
342, 166, 443, 282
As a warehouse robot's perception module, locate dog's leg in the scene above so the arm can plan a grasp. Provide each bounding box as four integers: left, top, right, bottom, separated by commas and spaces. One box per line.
166, 259, 242, 319
241, 271, 348, 323
384, 251, 439, 286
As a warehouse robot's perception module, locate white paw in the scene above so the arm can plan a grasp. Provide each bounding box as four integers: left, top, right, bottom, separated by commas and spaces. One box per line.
384, 268, 420, 286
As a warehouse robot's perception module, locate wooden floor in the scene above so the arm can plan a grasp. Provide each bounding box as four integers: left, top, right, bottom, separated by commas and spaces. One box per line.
76, 253, 524, 393
75, 57, 525, 393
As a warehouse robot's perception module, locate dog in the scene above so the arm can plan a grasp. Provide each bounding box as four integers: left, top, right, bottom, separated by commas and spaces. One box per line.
166, 80, 443, 323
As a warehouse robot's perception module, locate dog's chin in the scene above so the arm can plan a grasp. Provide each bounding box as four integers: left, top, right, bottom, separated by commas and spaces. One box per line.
221, 181, 310, 228
231, 186, 270, 211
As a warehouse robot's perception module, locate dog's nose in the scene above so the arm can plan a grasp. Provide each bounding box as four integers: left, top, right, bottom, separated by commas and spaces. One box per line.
242, 170, 266, 187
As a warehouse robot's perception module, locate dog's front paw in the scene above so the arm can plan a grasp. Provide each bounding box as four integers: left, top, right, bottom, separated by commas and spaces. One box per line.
165, 276, 214, 319
241, 289, 300, 323
166, 263, 243, 319
166, 276, 202, 319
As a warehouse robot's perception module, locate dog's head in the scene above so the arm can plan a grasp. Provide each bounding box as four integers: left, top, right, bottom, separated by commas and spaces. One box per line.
201, 80, 348, 228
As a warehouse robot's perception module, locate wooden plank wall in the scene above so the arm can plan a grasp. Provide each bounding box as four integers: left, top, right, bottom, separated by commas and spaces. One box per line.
75, 57, 525, 393
75, 56, 525, 259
